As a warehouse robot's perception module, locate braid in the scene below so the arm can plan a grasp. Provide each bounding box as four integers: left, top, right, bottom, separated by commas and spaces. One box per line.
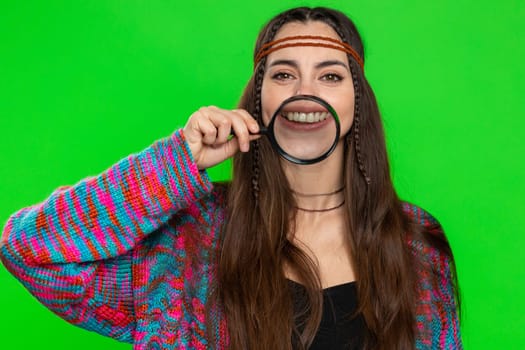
251, 66, 264, 202
350, 61, 371, 185
332, 25, 371, 186
251, 15, 289, 203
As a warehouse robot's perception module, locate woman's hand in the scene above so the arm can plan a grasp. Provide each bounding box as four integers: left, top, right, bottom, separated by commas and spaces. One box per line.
182, 106, 260, 169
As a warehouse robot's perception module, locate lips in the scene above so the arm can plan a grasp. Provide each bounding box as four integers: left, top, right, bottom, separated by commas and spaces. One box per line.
282, 111, 329, 123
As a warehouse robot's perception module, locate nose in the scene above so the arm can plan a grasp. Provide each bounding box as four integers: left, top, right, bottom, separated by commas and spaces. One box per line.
294, 79, 316, 96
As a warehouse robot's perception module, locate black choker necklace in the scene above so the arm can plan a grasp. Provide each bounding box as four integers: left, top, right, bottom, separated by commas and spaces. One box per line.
292, 186, 345, 197
296, 200, 345, 213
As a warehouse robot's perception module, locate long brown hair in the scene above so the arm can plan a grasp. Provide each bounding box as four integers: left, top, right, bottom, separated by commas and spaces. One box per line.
213, 7, 459, 350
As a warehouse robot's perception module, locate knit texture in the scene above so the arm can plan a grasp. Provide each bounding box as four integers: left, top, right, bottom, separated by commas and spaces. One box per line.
0, 130, 462, 349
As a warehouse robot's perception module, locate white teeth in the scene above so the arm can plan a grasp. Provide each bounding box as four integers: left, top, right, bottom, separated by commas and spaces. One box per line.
285, 112, 328, 123
299, 113, 306, 122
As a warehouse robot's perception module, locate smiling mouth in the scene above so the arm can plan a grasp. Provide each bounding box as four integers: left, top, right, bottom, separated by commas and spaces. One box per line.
282, 111, 329, 123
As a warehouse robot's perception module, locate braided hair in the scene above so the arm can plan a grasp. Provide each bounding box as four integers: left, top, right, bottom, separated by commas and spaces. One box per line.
251, 14, 290, 203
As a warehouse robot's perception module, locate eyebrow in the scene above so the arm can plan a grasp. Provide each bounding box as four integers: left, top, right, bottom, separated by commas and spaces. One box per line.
268, 59, 349, 71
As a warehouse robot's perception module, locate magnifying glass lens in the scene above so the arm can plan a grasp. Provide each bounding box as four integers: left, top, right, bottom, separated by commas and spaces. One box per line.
269, 95, 340, 165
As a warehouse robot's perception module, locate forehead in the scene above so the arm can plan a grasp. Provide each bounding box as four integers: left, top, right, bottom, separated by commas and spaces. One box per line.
274, 21, 341, 41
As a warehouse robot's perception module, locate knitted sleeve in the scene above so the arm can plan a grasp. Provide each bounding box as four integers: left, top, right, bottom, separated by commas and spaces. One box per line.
405, 204, 463, 350
0, 129, 213, 342
430, 242, 462, 350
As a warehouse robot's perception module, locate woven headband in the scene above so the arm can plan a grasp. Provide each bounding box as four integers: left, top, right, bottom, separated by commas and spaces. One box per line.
254, 35, 364, 69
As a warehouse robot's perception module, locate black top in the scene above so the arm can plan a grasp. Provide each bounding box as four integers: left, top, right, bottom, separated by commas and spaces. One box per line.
289, 280, 366, 349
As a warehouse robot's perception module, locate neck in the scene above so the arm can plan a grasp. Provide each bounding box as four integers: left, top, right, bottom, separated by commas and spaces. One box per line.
283, 143, 345, 211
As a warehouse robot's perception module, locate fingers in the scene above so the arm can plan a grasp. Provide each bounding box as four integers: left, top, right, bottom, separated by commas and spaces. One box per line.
229, 111, 251, 152
201, 107, 258, 151
182, 106, 259, 169
233, 109, 260, 134
230, 109, 261, 152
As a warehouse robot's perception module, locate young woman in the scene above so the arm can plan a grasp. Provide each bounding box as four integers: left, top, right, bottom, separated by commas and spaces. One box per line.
0, 7, 461, 350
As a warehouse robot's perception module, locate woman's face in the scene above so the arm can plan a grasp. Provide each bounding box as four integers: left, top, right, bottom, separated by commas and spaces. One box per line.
261, 21, 355, 161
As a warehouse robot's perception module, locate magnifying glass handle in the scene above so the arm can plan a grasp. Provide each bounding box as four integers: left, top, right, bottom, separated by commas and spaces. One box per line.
230, 126, 268, 136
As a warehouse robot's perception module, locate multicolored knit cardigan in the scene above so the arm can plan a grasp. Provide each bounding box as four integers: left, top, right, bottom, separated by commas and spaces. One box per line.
0, 130, 462, 349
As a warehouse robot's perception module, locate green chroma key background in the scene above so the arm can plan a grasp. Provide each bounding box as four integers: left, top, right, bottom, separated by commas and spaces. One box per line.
1, 1, 524, 349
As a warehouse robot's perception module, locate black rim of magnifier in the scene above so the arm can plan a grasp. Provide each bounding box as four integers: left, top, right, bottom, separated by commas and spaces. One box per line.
261, 94, 341, 165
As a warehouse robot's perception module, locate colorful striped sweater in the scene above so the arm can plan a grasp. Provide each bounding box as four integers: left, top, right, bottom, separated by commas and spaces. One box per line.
0, 130, 462, 349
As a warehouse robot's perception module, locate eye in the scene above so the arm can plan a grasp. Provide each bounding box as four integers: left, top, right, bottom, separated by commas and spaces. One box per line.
271, 72, 295, 81
321, 73, 343, 82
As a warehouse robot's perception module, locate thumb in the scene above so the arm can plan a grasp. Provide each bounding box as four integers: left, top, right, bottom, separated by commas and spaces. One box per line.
199, 138, 241, 169
218, 137, 242, 160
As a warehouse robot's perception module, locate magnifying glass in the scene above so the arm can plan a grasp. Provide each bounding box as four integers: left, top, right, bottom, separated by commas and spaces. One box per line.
258, 95, 341, 165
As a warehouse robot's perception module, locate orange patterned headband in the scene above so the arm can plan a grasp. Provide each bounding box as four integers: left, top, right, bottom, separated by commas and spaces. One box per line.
254, 35, 364, 69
